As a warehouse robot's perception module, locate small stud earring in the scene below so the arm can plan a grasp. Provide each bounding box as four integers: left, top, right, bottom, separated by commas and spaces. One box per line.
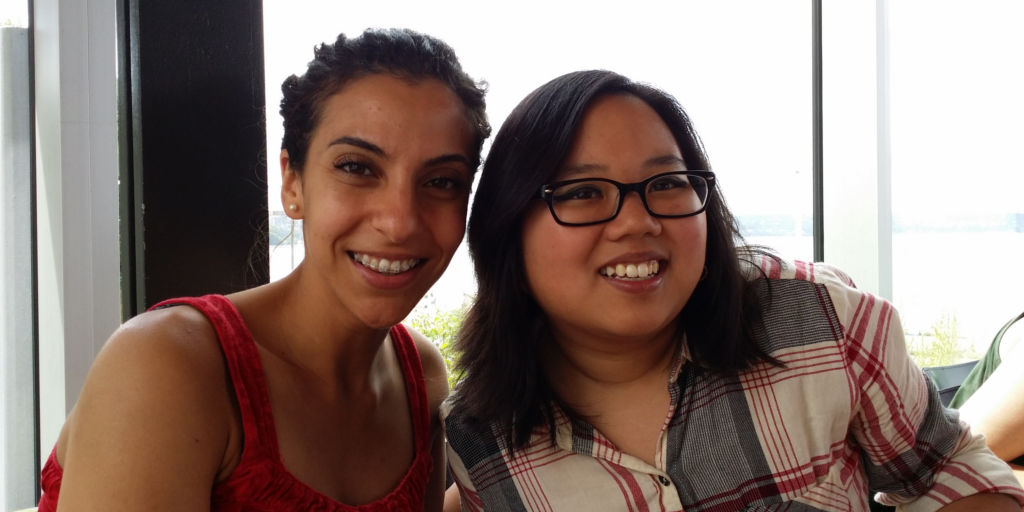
288, 204, 297, 212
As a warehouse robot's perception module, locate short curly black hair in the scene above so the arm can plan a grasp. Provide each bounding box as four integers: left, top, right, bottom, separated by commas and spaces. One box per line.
279, 28, 490, 172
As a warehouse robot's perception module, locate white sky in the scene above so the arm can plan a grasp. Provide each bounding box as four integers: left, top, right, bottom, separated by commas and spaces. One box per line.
262, 0, 812, 218
0, 0, 27, 26
261, 0, 1024, 317
888, 1, 1024, 216
260, 0, 814, 310
263, 0, 1024, 219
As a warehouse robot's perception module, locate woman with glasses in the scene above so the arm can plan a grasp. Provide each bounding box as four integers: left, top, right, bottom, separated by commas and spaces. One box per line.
38, 28, 488, 511
441, 70, 1023, 511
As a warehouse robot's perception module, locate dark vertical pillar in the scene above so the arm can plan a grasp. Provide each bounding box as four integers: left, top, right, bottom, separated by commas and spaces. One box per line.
122, 0, 268, 313
812, 0, 824, 262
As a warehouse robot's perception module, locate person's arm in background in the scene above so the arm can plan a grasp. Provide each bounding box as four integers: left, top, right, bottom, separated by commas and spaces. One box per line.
959, 338, 1024, 487
443, 483, 460, 512
936, 492, 1021, 511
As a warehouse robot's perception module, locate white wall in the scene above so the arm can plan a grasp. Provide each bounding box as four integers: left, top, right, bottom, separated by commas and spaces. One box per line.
34, 0, 121, 465
1, 23, 35, 512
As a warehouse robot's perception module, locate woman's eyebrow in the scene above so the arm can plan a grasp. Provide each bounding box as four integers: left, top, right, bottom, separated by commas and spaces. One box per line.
559, 163, 606, 178
327, 135, 386, 156
645, 154, 686, 167
559, 154, 685, 177
326, 136, 470, 168
426, 153, 473, 168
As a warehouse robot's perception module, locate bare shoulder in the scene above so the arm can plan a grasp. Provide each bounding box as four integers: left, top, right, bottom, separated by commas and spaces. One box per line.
117, 303, 221, 351
55, 304, 236, 509
64, 303, 234, 450
83, 305, 229, 400
405, 325, 450, 406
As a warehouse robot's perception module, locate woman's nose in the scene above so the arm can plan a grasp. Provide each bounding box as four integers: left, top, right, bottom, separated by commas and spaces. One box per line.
605, 191, 661, 239
372, 187, 421, 243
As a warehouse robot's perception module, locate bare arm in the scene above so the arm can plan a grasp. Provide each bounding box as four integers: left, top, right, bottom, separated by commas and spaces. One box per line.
936, 492, 1021, 511
959, 341, 1024, 462
411, 329, 451, 512
55, 308, 234, 512
443, 483, 461, 512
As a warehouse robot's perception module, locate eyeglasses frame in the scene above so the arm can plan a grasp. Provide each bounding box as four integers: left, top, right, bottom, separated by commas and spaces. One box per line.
537, 170, 717, 227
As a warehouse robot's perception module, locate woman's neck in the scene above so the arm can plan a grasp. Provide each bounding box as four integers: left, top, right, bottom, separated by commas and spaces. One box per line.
231, 271, 392, 394
542, 326, 678, 414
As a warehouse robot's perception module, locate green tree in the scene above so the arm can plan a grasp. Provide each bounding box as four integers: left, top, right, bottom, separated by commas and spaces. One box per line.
908, 313, 978, 367
408, 304, 467, 389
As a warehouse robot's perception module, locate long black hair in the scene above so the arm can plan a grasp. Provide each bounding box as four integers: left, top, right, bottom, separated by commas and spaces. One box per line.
451, 70, 777, 450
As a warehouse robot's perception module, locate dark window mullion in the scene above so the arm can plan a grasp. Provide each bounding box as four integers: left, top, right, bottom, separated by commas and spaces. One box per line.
812, 0, 824, 262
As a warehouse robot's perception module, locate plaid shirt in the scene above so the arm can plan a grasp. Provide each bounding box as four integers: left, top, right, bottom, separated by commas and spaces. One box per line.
443, 260, 1024, 512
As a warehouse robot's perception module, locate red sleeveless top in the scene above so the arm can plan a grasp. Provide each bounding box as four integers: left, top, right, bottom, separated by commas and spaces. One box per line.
38, 294, 433, 511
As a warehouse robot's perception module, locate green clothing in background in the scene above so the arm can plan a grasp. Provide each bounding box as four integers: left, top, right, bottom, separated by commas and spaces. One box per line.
948, 310, 1024, 466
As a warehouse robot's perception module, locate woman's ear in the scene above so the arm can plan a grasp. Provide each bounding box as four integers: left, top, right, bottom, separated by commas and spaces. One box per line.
281, 149, 303, 219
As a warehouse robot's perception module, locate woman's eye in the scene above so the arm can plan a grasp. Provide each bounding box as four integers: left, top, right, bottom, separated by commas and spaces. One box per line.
426, 176, 463, 190
650, 175, 691, 191
335, 160, 373, 176
554, 185, 603, 202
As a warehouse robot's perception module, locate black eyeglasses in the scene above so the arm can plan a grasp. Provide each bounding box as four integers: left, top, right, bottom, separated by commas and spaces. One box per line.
537, 170, 716, 226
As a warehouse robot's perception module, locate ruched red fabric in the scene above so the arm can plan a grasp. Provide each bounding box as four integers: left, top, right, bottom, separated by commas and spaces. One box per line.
38, 294, 432, 511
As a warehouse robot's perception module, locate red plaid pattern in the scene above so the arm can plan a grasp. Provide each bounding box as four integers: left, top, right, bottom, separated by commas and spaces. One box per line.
444, 261, 1024, 511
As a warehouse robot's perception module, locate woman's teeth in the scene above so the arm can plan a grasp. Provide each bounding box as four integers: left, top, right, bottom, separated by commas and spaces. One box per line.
352, 253, 420, 274
600, 260, 660, 280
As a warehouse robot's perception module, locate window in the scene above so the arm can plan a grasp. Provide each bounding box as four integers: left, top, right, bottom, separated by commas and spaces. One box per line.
262, 0, 814, 323
820, 1, 1024, 366
887, 1, 1024, 364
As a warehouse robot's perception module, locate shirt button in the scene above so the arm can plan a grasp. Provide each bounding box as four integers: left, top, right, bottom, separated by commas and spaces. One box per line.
658, 475, 671, 486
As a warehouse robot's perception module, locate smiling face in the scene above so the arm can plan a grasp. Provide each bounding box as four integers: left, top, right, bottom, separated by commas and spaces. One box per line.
521, 93, 707, 348
282, 73, 475, 329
